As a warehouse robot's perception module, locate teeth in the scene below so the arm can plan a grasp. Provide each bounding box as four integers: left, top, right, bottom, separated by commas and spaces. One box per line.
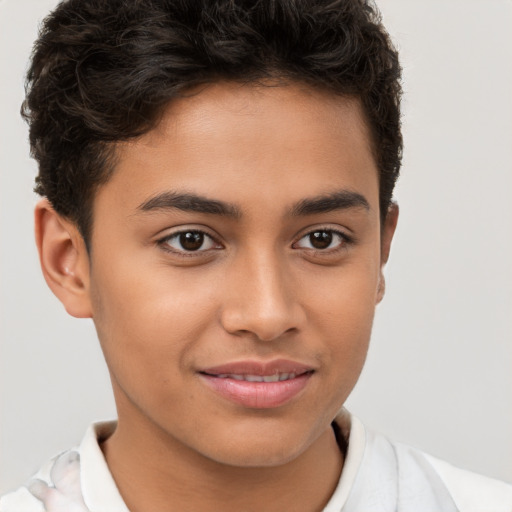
214, 373, 300, 382
245, 375, 262, 382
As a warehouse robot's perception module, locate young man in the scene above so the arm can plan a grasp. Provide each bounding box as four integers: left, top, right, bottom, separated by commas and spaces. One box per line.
1, 0, 511, 511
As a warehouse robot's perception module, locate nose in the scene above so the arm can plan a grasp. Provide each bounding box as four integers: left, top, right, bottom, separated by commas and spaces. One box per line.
220, 250, 305, 342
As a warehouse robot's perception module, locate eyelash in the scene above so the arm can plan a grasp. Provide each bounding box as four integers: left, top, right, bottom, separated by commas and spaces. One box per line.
157, 227, 353, 257
157, 229, 222, 257
293, 228, 353, 254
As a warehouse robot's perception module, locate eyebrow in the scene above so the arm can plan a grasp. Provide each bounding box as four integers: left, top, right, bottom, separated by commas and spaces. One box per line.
290, 190, 370, 216
136, 189, 370, 218
137, 191, 242, 218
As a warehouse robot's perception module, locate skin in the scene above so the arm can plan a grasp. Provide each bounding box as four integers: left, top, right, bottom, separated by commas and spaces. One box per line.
36, 81, 398, 512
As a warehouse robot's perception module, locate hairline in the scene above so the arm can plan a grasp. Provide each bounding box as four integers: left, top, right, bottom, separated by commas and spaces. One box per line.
70, 79, 386, 252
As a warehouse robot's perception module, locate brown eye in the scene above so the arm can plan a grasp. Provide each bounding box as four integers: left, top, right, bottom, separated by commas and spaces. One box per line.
309, 231, 333, 249
180, 232, 204, 251
162, 230, 218, 253
294, 229, 347, 251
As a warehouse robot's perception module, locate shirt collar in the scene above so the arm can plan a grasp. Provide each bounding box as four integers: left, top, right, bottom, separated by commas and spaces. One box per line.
322, 409, 366, 511
80, 421, 130, 512
77, 410, 365, 512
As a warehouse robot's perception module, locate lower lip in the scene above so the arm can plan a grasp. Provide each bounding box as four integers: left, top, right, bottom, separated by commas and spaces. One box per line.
199, 373, 312, 409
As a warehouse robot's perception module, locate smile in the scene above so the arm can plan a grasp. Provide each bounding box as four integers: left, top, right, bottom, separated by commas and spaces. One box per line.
212, 372, 302, 382
198, 360, 315, 409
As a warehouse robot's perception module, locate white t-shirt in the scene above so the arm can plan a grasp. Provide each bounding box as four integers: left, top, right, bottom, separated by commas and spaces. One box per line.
1, 410, 511, 512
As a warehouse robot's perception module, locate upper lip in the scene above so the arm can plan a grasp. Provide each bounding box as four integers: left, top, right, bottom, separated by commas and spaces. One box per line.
199, 359, 315, 377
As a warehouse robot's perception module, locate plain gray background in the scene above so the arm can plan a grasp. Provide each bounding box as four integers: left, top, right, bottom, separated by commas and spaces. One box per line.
1, 0, 511, 494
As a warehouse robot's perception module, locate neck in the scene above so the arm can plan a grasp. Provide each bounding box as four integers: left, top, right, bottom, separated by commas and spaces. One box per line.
102, 414, 344, 512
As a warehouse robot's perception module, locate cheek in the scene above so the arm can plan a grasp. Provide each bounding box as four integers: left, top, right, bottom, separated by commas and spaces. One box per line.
304, 258, 380, 371
305, 251, 380, 321
89, 262, 218, 386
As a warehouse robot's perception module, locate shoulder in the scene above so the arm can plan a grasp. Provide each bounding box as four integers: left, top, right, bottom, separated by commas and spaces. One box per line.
0, 422, 119, 512
389, 436, 512, 512
336, 410, 512, 512
0, 487, 45, 512
0, 452, 57, 512
0, 448, 85, 512
424, 452, 512, 512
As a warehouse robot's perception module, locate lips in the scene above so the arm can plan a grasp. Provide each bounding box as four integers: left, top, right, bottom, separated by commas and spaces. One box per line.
198, 359, 314, 409
212, 372, 301, 382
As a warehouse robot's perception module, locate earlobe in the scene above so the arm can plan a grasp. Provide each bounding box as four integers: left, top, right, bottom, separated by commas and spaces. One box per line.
376, 202, 399, 304
376, 274, 386, 304
35, 199, 93, 318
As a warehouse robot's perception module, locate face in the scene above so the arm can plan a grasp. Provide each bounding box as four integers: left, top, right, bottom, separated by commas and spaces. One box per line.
86, 82, 395, 467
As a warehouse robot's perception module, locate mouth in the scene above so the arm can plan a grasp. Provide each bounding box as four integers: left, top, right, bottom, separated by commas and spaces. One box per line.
203, 371, 310, 382
198, 360, 315, 409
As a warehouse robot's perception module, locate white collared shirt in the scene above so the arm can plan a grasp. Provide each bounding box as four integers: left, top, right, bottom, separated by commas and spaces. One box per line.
2, 412, 512, 512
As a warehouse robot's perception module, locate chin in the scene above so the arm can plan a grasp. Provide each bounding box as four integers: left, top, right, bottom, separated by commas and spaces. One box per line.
210, 444, 305, 469
196, 422, 318, 469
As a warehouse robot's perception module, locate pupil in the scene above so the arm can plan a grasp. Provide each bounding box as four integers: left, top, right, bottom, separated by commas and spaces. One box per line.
310, 231, 332, 249
180, 232, 204, 251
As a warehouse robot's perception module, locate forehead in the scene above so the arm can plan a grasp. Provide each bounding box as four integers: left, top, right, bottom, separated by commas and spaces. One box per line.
142, 81, 374, 167
96, 81, 379, 220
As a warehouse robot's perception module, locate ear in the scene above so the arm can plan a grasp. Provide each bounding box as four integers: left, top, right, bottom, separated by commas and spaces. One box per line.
376, 202, 399, 304
35, 199, 93, 318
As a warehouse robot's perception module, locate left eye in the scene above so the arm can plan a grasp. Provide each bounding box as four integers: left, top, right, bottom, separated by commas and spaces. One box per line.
161, 231, 219, 253
294, 230, 347, 251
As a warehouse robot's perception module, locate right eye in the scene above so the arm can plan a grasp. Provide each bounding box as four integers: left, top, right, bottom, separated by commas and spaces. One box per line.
159, 230, 221, 254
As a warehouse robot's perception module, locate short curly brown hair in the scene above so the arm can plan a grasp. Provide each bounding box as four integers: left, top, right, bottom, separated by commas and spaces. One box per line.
23, 0, 402, 246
